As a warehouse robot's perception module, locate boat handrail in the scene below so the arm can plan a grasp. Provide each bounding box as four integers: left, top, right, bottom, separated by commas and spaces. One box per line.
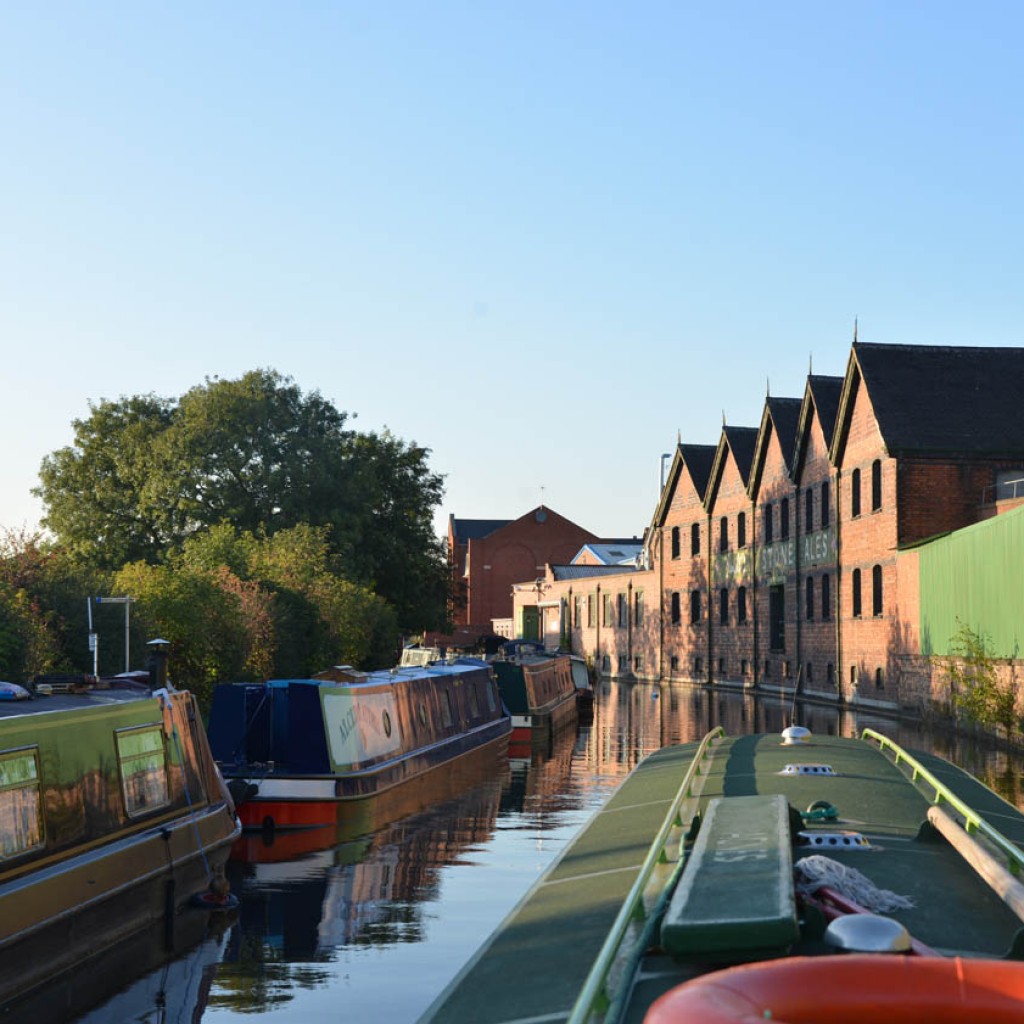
862, 728, 1024, 878
567, 725, 725, 1024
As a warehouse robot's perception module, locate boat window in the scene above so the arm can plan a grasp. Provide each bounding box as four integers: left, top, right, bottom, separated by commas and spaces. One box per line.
382, 710, 392, 737
484, 683, 495, 713
418, 702, 428, 726
468, 684, 480, 718
0, 747, 44, 859
116, 725, 170, 817
440, 690, 453, 728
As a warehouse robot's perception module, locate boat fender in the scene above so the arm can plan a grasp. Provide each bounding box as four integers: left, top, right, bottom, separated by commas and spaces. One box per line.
190, 874, 239, 912
801, 800, 839, 822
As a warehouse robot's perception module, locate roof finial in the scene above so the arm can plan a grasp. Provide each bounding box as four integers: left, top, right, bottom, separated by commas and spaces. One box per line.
853, 317, 858, 344
809, 352, 813, 375
722, 409, 727, 426
540, 485, 545, 509
766, 376, 771, 398
677, 428, 681, 443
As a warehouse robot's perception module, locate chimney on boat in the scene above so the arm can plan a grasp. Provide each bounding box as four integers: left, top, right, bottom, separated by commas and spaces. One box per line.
145, 638, 171, 691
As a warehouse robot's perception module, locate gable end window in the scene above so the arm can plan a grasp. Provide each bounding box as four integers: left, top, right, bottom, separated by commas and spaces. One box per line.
871, 459, 882, 512
671, 526, 680, 559
851, 469, 861, 518
691, 523, 700, 555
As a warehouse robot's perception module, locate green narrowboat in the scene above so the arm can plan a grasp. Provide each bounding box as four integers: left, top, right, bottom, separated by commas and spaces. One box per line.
0, 673, 240, 1009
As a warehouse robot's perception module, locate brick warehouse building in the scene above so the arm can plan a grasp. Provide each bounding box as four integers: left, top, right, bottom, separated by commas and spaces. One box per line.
512, 342, 1024, 715
447, 507, 597, 633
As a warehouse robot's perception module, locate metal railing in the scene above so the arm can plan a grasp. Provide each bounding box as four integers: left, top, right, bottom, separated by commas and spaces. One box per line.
567, 726, 725, 1024
862, 728, 1024, 877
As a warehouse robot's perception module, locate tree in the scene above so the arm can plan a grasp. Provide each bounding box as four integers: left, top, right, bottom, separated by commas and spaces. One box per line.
946, 622, 1019, 738
112, 561, 258, 705
336, 430, 447, 630
35, 370, 448, 630
36, 395, 176, 566
0, 528, 107, 678
179, 522, 399, 674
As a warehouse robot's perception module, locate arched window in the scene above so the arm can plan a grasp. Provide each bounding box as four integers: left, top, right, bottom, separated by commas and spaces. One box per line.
851, 469, 861, 517
805, 488, 813, 532
737, 586, 748, 623
690, 590, 701, 624
719, 587, 729, 624
690, 522, 700, 555
780, 498, 790, 540
737, 511, 746, 548
821, 574, 831, 618
821, 481, 830, 526
670, 591, 681, 624
805, 577, 814, 620
719, 516, 729, 552
871, 459, 882, 511
763, 504, 774, 544
852, 568, 862, 617
872, 564, 883, 616
671, 526, 680, 559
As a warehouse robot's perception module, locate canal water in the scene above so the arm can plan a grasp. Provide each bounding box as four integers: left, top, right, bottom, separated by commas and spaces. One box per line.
35, 682, 1024, 1023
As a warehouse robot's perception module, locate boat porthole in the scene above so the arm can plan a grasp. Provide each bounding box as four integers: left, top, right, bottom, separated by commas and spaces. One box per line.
262, 815, 275, 833
418, 703, 428, 726
382, 710, 392, 737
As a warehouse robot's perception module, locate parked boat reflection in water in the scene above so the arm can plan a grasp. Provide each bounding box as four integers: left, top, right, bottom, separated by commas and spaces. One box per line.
47, 680, 1024, 1023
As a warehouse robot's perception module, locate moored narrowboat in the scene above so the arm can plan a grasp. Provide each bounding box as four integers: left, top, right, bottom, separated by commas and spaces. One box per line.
0, 663, 240, 1010
206, 657, 511, 832
491, 644, 578, 739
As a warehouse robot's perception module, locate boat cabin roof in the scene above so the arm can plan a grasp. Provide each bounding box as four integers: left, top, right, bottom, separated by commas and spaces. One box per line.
0, 683, 156, 720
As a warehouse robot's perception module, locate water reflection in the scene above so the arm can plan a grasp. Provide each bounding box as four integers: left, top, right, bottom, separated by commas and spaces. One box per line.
48, 681, 1024, 1023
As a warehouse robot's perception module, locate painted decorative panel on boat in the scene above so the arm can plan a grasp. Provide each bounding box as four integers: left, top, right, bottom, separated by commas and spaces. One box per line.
324, 691, 401, 767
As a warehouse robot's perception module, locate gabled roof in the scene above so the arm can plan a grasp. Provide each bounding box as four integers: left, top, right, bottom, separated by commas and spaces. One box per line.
808, 374, 844, 448
651, 443, 718, 528
449, 517, 512, 543
832, 342, 1024, 462
573, 542, 643, 566
705, 426, 759, 509
748, 397, 802, 497
792, 375, 844, 479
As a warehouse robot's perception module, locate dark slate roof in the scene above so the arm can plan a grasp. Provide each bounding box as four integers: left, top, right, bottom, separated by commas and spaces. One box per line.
765, 397, 802, 467
808, 375, 844, 447
723, 426, 759, 485
854, 343, 1024, 455
679, 444, 717, 498
450, 518, 512, 542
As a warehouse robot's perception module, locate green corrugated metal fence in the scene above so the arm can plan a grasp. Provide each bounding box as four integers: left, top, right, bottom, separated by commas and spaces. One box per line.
917, 504, 1024, 657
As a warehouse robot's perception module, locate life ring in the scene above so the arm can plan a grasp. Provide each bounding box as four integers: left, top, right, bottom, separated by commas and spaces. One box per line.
643, 954, 1024, 1024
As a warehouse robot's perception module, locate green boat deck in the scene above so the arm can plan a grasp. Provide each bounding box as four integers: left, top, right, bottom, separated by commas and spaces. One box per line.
419, 733, 1024, 1024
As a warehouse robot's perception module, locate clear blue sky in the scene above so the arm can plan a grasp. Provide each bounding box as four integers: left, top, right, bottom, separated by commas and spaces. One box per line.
3, 3, 1022, 543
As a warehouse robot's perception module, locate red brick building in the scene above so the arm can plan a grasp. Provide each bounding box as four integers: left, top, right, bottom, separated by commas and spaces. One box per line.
510, 342, 1024, 717
447, 508, 597, 632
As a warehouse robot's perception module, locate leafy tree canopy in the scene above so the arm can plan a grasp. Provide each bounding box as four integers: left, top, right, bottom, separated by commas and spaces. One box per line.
36, 370, 447, 630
